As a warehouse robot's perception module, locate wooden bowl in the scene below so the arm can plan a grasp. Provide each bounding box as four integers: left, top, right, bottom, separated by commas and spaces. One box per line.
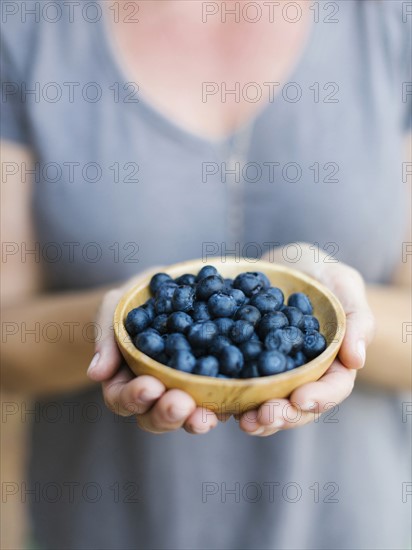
113, 259, 346, 414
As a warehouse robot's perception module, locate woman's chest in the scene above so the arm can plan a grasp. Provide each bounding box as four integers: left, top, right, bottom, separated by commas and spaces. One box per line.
103, 1, 312, 140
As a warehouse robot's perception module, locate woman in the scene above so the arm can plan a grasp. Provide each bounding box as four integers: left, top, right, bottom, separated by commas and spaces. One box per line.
1, 0, 410, 548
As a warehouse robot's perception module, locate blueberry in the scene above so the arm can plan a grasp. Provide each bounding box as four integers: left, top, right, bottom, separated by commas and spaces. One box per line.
240, 340, 263, 362
264, 329, 293, 355
175, 273, 196, 286
258, 350, 287, 376
151, 314, 169, 334
301, 315, 320, 333
166, 311, 193, 333
172, 285, 195, 312
144, 327, 161, 336
194, 356, 219, 377
228, 288, 246, 307
219, 345, 244, 376
287, 292, 313, 315
149, 272, 173, 294
249, 292, 281, 314
257, 312, 288, 338
235, 305, 261, 326
241, 363, 260, 378
129, 269, 324, 380
285, 356, 296, 371
282, 326, 304, 353
141, 298, 156, 322
255, 272, 271, 290
187, 321, 218, 347
196, 265, 218, 282
293, 350, 307, 367
196, 275, 224, 301
209, 335, 231, 356
267, 287, 284, 306
135, 330, 165, 358
155, 282, 178, 300
230, 320, 254, 344
154, 352, 169, 365
192, 347, 207, 358
125, 307, 150, 337
233, 272, 263, 297
164, 333, 191, 356
191, 301, 212, 321
154, 296, 174, 314
302, 331, 327, 359
208, 292, 237, 318
282, 306, 304, 329
224, 278, 234, 291
214, 317, 235, 336
168, 350, 196, 373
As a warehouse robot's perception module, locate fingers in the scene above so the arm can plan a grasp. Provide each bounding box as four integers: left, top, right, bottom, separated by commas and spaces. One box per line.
137, 389, 197, 433
184, 407, 219, 434
320, 266, 375, 370
88, 289, 123, 381
239, 400, 315, 437
338, 306, 375, 370
290, 358, 356, 412
88, 267, 164, 382
267, 248, 376, 370
102, 372, 166, 416
239, 408, 280, 436
102, 372, 219, 435
239, 358, 356, 437
91, 266, 220, 435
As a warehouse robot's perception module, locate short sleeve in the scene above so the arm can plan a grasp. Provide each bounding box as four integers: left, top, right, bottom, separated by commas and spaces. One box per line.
402, 26, 412, 133
395, 2, 412, 133
0, 34, 30, 145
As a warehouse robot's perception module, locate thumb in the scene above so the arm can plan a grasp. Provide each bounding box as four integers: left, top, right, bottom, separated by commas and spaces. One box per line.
87, 288, 123, 382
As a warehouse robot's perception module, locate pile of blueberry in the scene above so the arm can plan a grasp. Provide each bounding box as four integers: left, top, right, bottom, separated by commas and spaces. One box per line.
125, 266, 327, 378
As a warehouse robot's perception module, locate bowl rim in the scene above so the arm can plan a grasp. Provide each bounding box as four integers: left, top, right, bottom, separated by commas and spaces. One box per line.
113, 258, 346, 386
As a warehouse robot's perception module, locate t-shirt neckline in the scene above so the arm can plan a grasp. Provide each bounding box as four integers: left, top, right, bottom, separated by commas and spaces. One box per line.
95, 1, 321, 150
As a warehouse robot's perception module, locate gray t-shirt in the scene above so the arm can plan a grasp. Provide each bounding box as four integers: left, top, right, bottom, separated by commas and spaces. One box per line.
1, 1, 411, 549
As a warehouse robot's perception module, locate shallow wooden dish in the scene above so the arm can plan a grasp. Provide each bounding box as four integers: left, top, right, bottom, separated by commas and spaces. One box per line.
114, 259, 346, 413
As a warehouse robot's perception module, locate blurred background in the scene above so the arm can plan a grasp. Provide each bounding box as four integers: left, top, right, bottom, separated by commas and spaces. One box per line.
1, 1, 411, 549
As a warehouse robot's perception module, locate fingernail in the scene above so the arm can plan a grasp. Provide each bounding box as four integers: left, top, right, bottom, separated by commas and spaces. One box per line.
357, 340, 366, 367
168, 405, 191, 421
191, 424, 211, 434
87, 353, 100, 375
301, 401, 316, 412
250, 426, 265, 435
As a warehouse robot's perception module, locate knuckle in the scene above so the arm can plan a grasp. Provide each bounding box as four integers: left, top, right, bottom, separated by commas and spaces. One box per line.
136, 415, 164, 434
103, 393, 118, 415
156, 407, 176, 426
102, 385, 128, 417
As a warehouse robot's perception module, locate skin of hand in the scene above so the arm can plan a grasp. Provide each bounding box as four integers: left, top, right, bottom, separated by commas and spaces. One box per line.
87, 245, 375, 436
87, 267, 219, 435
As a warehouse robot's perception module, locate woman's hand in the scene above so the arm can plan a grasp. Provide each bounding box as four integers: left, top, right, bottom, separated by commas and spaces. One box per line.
239, 243, 376, 436
87, 244, 375, 437
87, 269, 219, 435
